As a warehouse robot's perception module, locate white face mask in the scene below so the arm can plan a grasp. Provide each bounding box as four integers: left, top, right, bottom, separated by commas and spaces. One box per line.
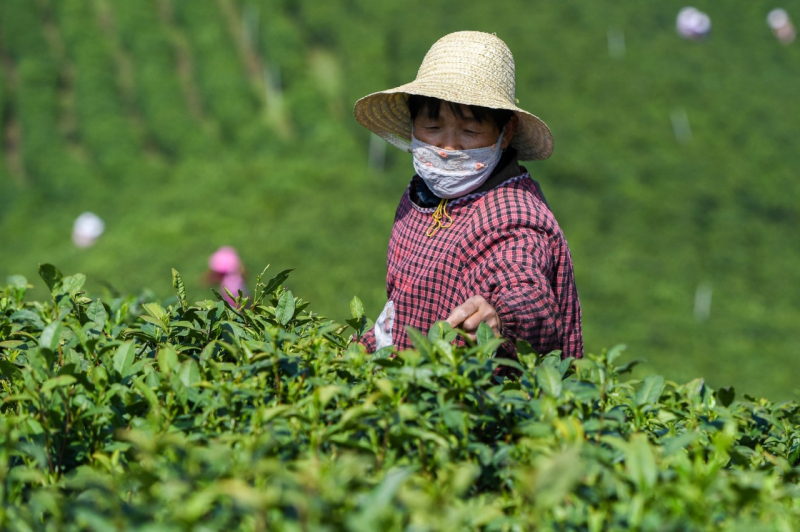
412, 129, 505, 199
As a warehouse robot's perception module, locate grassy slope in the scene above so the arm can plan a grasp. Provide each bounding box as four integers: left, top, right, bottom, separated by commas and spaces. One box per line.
1, 0, 799, 399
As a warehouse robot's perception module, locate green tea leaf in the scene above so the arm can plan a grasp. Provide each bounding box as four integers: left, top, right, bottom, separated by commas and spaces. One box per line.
558, 357, 572, 377
370, 346, 395, 362
0, 360, 22, 378
263, 269, 293, 296
178, 359, 201, 388
181, 486, 217, 522
350, 296, 364, 320
253, 267, 289, 307
1, 340, 27, 351
606, 344, 627, 365
38, 264, 63, 294
625, 434, 657, 491
405, 327, 432, 359
494, 357, 524, 372
39, 321, 63, 352
139, 315, 165, 329
262, 405, 294, 423
41, 375, 77, 393
133, 377, 160, 409
346, 316, 365, 333
7, 275, 28, 289
616, 358, 643, 375
404, 427, 449, 448
537, 363, 563, 398
86, 299, 108, 329
142, 302, 167, 322
9, 309, 45, 329
476, 321, 495, 346
450, 463, 481, 496
113, 341, 136, 378
635, 375, 664, 406
428, 320, 456, 343
276, 290, 295, 326
530, 447, 583, 510
317, 384, 344, 407
172, 268, 187, 311
716, 386, 736, 407
516, 339, 536, 356
662, 432, 698, 457
61, 274, 86, 296
158, 346, 179, 375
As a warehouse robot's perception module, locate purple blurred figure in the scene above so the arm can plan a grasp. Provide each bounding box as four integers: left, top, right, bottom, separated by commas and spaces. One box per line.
676, 7, 711, 40
208, 246, 246, 306
768, 9, 796, 44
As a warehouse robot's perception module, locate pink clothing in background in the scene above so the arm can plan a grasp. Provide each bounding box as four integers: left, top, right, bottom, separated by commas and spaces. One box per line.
209, 246, 246, 305
209, 246, 243, 274
219, 273, 246, 305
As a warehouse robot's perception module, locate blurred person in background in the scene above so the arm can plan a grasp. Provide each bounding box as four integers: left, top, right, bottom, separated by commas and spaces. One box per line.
768, 8, 796, 44
207, 246, 246, 306
72, 212, 105, 248
354, 31, 583, 361
676, 7, 712, 40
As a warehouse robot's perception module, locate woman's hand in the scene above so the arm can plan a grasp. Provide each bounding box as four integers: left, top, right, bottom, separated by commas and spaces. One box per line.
446, 295, 501, 340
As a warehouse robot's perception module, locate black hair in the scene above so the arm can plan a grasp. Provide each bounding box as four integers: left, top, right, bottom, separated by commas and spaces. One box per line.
407, 95, 514, 131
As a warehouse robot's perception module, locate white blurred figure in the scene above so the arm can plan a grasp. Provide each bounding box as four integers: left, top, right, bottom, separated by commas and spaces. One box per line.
72, 212, 105, 248
607, 26, 626, 60
676, 7, 712, 40
768, 9, 796, 44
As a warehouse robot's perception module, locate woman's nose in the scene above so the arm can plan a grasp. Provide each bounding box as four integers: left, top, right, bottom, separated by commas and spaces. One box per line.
437, 132, 460, 151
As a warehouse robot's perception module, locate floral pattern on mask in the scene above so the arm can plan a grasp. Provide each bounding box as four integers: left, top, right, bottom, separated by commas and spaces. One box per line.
411, 129, 505, 199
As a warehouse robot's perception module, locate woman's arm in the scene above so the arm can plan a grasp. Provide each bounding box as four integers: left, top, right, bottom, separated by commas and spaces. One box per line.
455, 226, 582, 359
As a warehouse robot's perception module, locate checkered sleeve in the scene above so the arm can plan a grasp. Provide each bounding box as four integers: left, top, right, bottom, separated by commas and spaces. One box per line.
462, 220, 583, 360
358, 328, 377, 353
463, 228, 561, 354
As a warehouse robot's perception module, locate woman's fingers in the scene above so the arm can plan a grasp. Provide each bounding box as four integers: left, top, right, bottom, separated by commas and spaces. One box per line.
445, 297, 479, 328
463, 308, 498, 332
446, 295, 501, 338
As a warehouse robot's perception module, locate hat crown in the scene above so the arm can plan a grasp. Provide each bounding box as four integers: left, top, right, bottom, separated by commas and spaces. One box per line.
415, 31, 516, 105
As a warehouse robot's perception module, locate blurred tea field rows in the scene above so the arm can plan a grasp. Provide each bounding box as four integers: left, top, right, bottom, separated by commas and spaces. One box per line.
1, 0, 799, 399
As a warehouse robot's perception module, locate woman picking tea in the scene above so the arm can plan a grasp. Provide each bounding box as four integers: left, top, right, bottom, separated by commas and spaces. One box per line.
354, 31, 583, 359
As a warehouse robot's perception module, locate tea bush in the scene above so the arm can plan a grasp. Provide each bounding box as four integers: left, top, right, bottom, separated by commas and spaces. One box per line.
1, 266, 798, 531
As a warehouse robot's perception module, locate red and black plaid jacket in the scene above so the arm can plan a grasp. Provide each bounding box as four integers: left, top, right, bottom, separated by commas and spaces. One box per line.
361, 168, 583, 359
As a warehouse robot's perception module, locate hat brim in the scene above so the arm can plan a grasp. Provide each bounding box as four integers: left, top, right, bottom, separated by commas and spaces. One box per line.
354, 81, 554, 161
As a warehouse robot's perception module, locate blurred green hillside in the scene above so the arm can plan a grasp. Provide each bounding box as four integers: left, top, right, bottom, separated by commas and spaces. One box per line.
1, 0, 799, 399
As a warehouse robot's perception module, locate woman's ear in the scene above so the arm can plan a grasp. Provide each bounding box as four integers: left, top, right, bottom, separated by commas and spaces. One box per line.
501, 114, 519, 150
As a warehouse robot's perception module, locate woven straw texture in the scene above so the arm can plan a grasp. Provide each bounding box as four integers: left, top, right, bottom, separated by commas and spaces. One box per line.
354, 31, 554, 161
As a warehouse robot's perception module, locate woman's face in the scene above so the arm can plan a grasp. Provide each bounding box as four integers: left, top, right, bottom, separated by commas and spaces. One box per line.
413, 102, 516, 151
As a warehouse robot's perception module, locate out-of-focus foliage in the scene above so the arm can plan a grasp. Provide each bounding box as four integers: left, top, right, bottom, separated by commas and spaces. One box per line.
0, 1, 799, 399
1, 267, 799, 530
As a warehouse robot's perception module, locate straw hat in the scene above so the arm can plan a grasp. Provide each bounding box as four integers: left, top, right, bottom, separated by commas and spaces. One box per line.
354, 31, 553, 161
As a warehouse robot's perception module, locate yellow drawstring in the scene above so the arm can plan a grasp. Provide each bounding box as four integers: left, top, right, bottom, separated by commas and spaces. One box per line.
426, 198, 453, 237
